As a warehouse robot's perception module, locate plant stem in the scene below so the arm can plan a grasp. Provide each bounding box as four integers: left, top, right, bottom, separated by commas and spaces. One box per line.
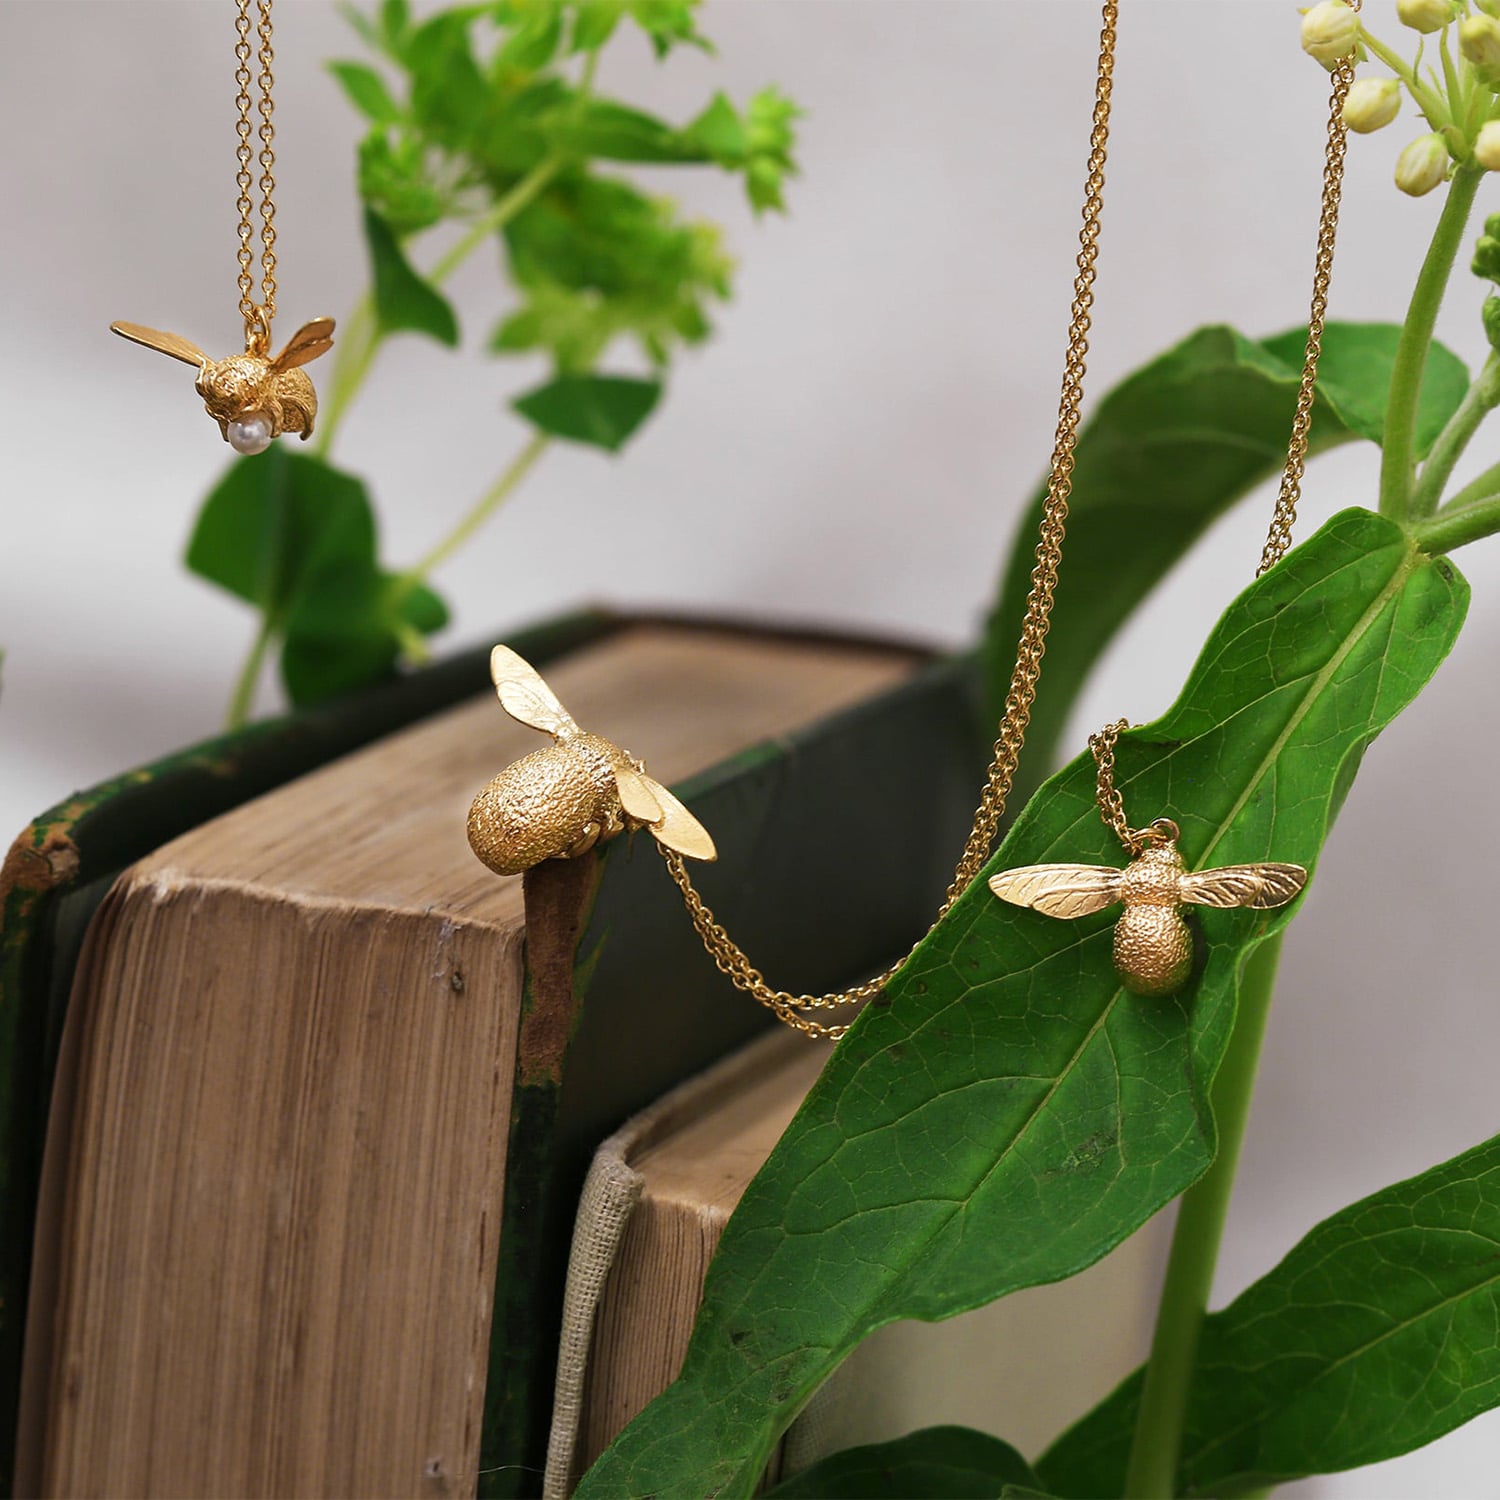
404, 432, 552, 584
1123, 933, 1286, 1500
1444, 455, 1500, 512
1378, 164, 1484, 521
1413, 489, 1500, 553
1410, 350, 1500, 517
312, 152, 568, 460
225, 615, 274, 731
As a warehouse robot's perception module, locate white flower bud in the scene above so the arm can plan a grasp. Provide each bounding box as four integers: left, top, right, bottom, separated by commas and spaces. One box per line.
1343, 77, 1401, 132
1301, 0, 1360, 68
1460, 14, 1500, 69
1397, 0, 1454, 33
1475, 120, 1500, 170
1395, 133, 1450, 195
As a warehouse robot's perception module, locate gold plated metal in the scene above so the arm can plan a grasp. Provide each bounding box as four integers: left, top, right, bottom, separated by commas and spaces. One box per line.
989, 820, 1306, 998
109, 315, 334, 448
466, 647, 717, 878
111, 0, 331, 454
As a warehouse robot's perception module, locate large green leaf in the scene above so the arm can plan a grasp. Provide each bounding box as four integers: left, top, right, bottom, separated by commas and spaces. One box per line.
764, 1428, 1040, 1498
185, 448, 448, 707
576, 509, 1468, 1498
1039, 1133, 1500, 1496
983, 323, 1469, 801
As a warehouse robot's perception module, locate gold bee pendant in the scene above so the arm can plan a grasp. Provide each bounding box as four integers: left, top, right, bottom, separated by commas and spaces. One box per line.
990, 818, 1307, 998
109, 311, 335, 455
467, 646, 718, 877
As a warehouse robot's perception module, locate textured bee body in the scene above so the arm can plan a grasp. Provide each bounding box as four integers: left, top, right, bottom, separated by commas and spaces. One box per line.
467, 733, 628, 876
466, 646, 717, 878
197, 357, 319, 441
989, 828, 1306, 998
109, 316, 334, 452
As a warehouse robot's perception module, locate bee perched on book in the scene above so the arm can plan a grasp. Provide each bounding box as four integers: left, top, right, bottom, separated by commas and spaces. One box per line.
467, 646, 718, 877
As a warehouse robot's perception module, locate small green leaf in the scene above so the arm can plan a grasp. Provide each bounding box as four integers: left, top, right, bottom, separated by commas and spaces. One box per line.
1472, 211, 1500, 284
576, 511, 1468, 1498
764, 1428, 1040, 1499
357, 132, 447, 235
494, 5, 564, 73
1040, 1132, 1500, 1497
328, 60, 402, 124
686, 92, 747, 163
743, 87, 801, 213
186, 449, 447, 708
625, 0, 713, 57
407, 10, 488, 147
571, 0, 624, 51
512, 373, 661, 450
363, 206, 460, 346
542, 98, 702, 163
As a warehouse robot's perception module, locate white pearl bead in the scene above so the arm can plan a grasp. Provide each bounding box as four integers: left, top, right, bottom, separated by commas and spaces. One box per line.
227, 412, 273, 455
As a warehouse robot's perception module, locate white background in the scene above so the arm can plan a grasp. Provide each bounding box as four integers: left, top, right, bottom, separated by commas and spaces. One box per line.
4, 1, 1500, 1492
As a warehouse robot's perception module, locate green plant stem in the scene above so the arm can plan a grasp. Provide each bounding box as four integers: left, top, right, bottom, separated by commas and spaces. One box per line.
1378, 164, 1484, 521
404, 432, 552, 584
312, 151, 568, 459
225, 615, 274, 731
1413, 489, 1500, 553
1410, 350, 1500, 517
1123, 933, 1286, 1500
1444, 455, 1500, 511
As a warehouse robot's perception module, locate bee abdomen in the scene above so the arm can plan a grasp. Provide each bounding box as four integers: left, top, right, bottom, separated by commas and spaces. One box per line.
1113, 905, 1193, 997
466, 746, 615, 876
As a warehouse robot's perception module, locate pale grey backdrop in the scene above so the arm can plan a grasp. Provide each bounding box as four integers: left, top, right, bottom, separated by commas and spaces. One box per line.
3, 1, 1499, 1492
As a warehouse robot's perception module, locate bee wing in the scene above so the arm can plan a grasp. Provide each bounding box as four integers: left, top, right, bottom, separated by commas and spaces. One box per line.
270, 317, 336, 372
490, 645, 579, 738
1179, 863, 1308, 910
110, 322, 208, 368
634, 773, 717, 862
988, 864, 1124, 919
613, 762, 664, 824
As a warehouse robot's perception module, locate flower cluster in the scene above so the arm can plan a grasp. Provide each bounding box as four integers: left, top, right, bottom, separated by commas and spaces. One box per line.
1301, 0, 1500, 193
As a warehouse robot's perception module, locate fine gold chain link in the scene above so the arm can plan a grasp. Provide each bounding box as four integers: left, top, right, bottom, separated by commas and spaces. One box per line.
235, 0, 277, 349
1096, 20, 1357, 832
1258, 15, 1359, 577
663, 0, 1121, 1040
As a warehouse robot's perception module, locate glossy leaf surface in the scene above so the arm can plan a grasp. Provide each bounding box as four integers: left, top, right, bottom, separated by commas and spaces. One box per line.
983, 323, 1469, 797
186, 449, 447, 706
764, 1427, 1039, 1498
577, 510, 1468, 1498
1039, 1133, 1500, 1497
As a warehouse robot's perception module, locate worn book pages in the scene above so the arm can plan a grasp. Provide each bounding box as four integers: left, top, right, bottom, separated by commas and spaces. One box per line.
18, 625, 915, 1500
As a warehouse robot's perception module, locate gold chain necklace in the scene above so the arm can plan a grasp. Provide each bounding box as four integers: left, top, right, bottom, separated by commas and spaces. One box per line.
990, 13, 1360, 998
109, 0, 335, 456
466, 0, 1356, 1034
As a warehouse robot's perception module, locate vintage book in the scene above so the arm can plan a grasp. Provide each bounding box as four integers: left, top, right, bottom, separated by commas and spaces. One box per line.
7, 619, 987, 1499
544, 1028, 828, 1496
545, 1033, 1162, 1499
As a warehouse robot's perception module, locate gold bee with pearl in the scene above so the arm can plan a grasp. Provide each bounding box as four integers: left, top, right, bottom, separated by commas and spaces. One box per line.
467, 646, 717, 877
109, 311, 335, 455
990, 817, 1307, 998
